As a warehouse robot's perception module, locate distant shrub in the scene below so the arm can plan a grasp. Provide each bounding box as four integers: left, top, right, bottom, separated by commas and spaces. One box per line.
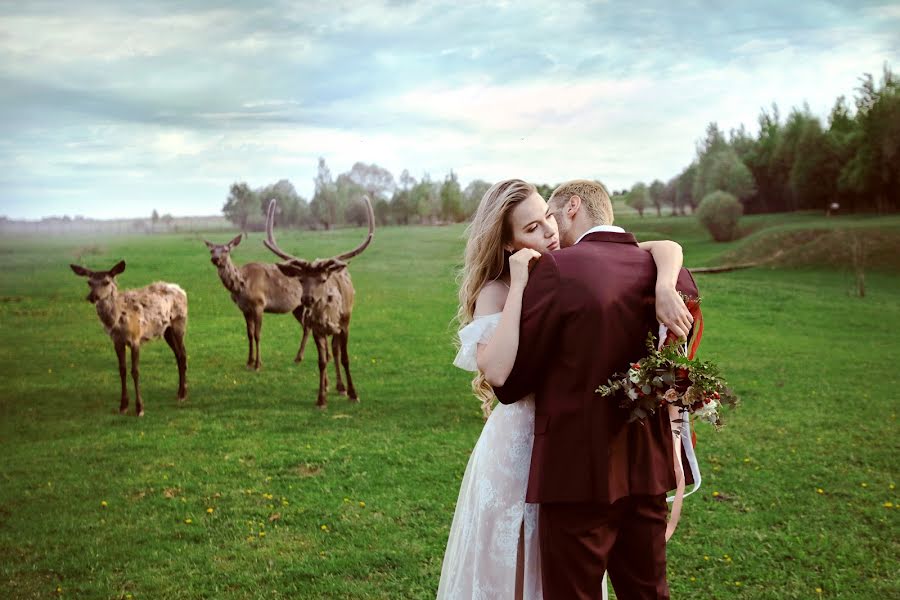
697, 191, 743, 242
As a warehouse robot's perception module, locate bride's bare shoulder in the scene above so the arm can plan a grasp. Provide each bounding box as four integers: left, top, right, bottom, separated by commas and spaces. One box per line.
473, 280, 509, 317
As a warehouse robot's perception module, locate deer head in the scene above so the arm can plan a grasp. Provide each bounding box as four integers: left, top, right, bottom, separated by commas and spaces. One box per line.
70, 260, 126, 303
203, 234, 243, 267
264, 196, 373, 309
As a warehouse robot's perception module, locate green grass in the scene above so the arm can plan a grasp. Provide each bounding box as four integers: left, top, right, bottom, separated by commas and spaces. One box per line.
1, 214, 898, 599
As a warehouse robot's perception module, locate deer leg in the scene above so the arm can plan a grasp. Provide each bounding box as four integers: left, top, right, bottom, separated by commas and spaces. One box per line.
314, 334, 329, 409
340, 332, 358, 403
175, 330, 188, 400
253, 312, 263, 371
332, 335, 345, 395
130, 345, 143, 417
293, 307, 309, 363
115, 341, 128, 414
244, 313, 254, 368
165, 326, 188, 401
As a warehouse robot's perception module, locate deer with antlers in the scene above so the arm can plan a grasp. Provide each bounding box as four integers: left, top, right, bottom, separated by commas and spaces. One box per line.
70, 261, 188, 416
203, 234, 310, 370
264, 196, 373, 408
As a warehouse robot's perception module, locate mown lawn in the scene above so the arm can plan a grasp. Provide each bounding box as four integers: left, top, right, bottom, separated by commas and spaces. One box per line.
1, 214, 898, 599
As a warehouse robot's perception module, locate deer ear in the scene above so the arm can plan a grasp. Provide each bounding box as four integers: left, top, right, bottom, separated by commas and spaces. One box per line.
70, 264, 90, 277
203, 240, 215, 249
229, 234, 243, 248
109, 260, 126, 276
326, 260, 347, 273
276, 262, 302, 277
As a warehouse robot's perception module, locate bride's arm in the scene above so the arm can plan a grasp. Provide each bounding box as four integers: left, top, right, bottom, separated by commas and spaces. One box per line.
475, 249, 541, 388
637, 240, 693, 340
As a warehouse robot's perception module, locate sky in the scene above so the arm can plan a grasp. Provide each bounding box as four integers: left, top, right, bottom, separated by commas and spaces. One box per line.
1, 0, 899, 220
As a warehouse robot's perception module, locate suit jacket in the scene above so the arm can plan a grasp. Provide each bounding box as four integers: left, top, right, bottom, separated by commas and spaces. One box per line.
494, 231, 699, 504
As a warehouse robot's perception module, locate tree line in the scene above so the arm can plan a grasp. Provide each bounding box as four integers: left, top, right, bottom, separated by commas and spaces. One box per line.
222, 159, 494, 231
622, 64, 899, 217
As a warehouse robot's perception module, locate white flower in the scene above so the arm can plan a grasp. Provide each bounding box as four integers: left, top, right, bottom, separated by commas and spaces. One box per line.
694, 399, 719, 423
628, 369, 641, 384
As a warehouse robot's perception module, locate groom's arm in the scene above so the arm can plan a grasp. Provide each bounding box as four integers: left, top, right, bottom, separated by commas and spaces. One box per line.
493, 253, 561, 404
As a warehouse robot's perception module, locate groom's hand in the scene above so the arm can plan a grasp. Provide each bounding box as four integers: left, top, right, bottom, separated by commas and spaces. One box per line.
655, 285, 693, 340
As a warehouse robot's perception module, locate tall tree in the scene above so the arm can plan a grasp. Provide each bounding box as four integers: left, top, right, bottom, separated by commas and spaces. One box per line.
310, 157, 338, 229
627, 182, 649, 217
440, 171, 464, 222
222, 182, 257, 232
463, 179, 492, 219
839, 65, 900, 212
648, 179, 666, 216
347, 162, 396, 201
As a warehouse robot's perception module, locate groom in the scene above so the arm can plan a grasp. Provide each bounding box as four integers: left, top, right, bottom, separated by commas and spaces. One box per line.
494, 180, 698, 600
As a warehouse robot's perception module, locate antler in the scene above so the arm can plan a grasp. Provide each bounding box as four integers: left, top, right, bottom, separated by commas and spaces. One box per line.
334, 195, 375, 261
264, 199, 304, 263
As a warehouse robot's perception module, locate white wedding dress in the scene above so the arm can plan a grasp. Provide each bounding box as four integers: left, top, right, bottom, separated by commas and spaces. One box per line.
437, 313, 543, 600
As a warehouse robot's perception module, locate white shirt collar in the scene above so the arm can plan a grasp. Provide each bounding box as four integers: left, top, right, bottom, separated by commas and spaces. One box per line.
574, 225, 626, 244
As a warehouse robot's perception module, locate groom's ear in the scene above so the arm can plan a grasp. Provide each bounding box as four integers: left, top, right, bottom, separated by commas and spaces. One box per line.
568, 194, 582, 216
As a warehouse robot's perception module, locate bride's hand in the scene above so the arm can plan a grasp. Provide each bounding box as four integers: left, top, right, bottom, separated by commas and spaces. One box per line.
509, 248, 542, 288
656, 285, 693, 340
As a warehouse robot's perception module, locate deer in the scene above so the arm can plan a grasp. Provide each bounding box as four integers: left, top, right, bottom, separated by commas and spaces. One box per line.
203, 234, 310, 371
69, 260, 188, 417
263, 195, 373, 408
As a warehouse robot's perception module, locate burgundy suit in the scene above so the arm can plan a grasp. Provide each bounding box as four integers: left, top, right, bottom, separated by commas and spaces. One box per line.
494, 231, 699, 600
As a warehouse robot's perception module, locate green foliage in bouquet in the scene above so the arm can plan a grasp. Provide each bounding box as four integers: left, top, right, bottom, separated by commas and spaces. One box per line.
596, 333, 740, 430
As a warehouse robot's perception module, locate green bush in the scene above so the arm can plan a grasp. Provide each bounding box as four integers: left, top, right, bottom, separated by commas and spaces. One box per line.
696, 190, 743, 241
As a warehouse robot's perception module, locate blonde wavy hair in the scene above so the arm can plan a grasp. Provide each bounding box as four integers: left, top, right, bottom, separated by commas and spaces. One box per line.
456, 179, 537, 419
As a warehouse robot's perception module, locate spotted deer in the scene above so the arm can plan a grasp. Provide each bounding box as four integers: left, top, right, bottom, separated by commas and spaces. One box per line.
70, 261, 187, 416
263, 196, 373, 408
203, 234, 310, 370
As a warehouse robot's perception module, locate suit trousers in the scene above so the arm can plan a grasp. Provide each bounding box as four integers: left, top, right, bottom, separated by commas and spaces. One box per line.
539, 495, 670, 600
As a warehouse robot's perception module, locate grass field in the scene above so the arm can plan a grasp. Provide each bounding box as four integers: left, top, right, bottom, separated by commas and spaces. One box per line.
1, 212, 898, 599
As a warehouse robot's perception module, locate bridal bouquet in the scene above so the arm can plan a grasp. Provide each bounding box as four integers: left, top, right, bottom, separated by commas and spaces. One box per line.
596, 332, 739, 430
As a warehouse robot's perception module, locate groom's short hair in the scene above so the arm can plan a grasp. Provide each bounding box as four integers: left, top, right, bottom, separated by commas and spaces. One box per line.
549, 180, 614, 225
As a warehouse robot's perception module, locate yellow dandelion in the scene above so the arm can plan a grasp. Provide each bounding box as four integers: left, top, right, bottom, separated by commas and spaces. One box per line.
259, 531, 266, 537
206, 507, 214, 514
282, 500, 289, 506
884, 502, 894, 508
890, 483, 895, 490
343, 497, 350, 503
735, 581, 742, 586
861, 482, 868, 488
703, 556, 709, 561
56, 586, 62, 594
359, 501, 366, 508
100, 500, 108, 508
320, 524, 329, 531
712, 491, 720, 497
816, 588, 823, 594
184, 518, 192, 524
816, 488, 824, 494
690, 576, 696, 582
743, 458, 750, 463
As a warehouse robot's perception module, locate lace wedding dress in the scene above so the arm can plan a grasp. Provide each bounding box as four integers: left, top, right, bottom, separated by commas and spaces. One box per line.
437, 313, 542, 599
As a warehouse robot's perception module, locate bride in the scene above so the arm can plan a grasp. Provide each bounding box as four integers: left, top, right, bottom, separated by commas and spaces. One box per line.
437, 179, 692, 599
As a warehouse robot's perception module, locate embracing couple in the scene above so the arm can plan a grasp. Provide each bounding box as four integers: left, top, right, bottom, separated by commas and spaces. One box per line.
438, 179, 700, 600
